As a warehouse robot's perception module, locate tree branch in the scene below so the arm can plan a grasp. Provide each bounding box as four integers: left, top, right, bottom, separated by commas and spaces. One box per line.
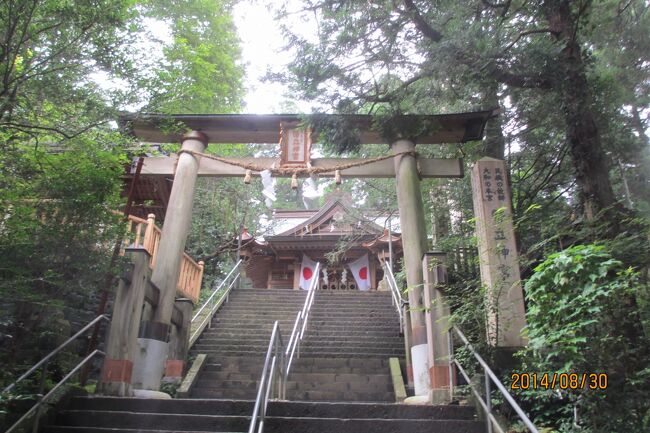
503, 28, 557, 52
488, 64, 553, 89
401, 0, 443, 42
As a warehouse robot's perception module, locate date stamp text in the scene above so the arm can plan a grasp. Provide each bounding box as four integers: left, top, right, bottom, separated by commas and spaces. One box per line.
510, 373, 608, 390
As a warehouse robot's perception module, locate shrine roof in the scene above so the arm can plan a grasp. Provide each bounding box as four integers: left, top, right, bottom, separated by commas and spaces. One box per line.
119, 110, 496, 144
273, 197, 383, 238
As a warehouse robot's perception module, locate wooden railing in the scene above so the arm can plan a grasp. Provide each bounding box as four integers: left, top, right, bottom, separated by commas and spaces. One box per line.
121, 214, 204, 303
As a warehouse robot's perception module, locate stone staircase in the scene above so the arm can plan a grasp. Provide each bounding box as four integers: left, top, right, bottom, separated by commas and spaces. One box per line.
43, 288, 484, 432
191, 288, 403, 402
190, 288, 306, 398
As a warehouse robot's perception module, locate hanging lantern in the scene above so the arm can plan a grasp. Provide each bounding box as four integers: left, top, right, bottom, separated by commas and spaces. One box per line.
244, 169, 252, 184
334, 169, 342, 185
291, 173, 299, 190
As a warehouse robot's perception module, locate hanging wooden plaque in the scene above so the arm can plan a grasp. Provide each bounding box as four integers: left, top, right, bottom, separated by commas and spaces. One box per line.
280, 122, 312, 168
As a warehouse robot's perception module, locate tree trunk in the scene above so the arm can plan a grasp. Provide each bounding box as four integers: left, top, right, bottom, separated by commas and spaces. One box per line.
481, 81, 506, 160
543, 0, 619, 222
429, 183, 450, 246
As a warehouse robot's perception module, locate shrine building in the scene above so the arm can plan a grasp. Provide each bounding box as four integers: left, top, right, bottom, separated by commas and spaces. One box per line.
237, 196, 403, 291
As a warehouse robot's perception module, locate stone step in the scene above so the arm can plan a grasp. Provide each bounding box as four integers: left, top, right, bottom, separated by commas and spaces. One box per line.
52, 410, 250, 432
203, 363, 393, 375
284, 390, 395, 402
218, 304, 305, 311
211, 314, 400, 322
194, 339, 404, 350
45, 398, 483, 433
213, 312, 398, 320
203, 356, 393, 368
215, 306, 305, 312
190, 388, 395, 403
199, 371, 391, 385
46, 418, 484, 433
315, 291, 393, 297
193, 379, 392, 393
204, 321, 399, 332
204, 322, 400, 331
196, 349, 403, 358
45, 429, 223, 433
63, 397, 478, 420
197, 331, 401, 341
198, 336, 405, 344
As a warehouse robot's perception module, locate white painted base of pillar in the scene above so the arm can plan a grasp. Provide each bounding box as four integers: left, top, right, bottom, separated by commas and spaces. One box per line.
411, 343, 431, 396
132, 338, 168, 390
403, 395, 429, 405
133, 389, 172, 399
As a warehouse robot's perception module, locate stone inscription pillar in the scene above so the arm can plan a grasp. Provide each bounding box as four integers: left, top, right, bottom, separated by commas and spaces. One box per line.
134, 131, 207, 390
470, 157, 527, 347
391, 139, 429, 396
422, 252, 452, 404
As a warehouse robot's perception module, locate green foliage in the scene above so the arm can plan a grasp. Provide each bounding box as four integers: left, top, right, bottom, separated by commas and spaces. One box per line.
519, 244, 650, 432
141, 0, 244, 114
273, 0, 650, 222
160, 381, 179, 398
0, 0, 245, 400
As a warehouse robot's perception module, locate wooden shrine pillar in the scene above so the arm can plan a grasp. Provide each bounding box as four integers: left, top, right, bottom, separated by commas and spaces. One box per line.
135, 131, 207, 391
293, 260, 301, 290
470, 157, 527, 347
391, 139, 429, 396
98, 250, 150, 396
423, 252, 453, 404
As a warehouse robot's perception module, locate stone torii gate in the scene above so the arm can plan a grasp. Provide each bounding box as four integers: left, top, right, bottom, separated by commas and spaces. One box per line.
101, 111, 526, 401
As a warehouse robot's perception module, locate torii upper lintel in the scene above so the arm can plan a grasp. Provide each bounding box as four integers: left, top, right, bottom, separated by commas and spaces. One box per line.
120, 111, 496, 145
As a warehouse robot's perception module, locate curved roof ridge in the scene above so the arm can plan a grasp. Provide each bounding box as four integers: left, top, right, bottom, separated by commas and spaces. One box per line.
277, 197, 383, 236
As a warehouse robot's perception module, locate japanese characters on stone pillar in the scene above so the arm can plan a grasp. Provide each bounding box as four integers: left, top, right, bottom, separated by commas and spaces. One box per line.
471, 157, 527, 347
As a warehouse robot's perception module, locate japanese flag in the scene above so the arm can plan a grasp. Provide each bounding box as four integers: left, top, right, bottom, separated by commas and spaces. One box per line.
299, 254, 318, 290
348, 254, 371, 291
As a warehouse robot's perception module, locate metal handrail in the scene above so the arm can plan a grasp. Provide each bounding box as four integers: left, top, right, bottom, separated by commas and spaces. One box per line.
189, 259, 242, 347
283, 262, 320, 392
5, 350, 105, 433
449, 326, 539, 433
249, 264, 320, 432
2, 314, 109, 433
2, 314, 109, 394
381, 260, 405, 332
248, 321, 284, 433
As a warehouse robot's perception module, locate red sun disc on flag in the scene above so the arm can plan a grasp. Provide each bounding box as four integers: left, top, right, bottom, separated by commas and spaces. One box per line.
359, 266, 368, 280
303, 267, 313, 280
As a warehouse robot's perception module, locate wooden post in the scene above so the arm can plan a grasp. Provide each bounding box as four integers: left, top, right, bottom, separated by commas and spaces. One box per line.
470, 157, 527, 347
391, 139, 429, 396
164, 298, 194, 384
135, 131, 207, 391
423, 252, 453, 404
369, 254, 377, 290
196, 261, 205, 294
98, 250, 150, 396
293, 260, 301, 290
143, 213, 156, 255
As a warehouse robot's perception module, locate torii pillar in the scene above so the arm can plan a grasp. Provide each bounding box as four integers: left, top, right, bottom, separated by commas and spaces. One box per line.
391, 139, 430, 396
132, 131, 207, 391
